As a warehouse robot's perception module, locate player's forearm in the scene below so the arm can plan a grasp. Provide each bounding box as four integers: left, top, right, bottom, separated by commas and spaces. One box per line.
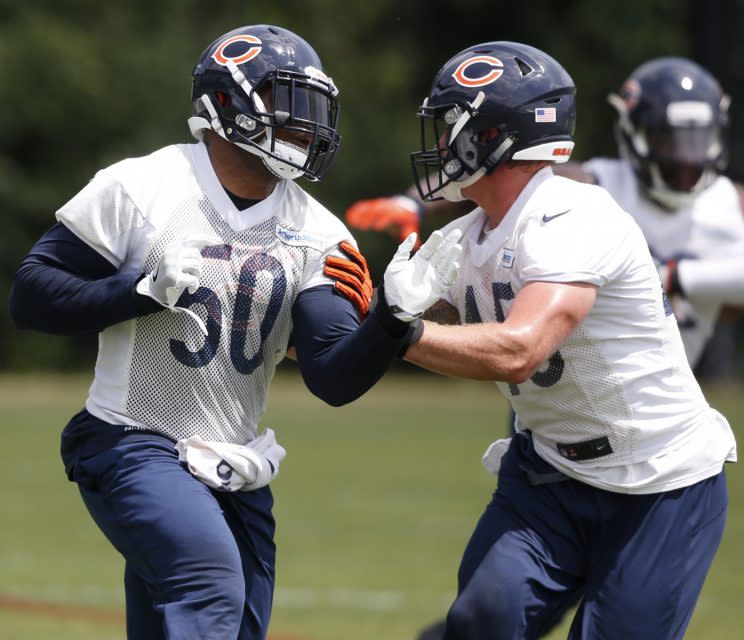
677, 257, 744, 304
10, 223, 160, 335
404, 321, 538, 383
10, 259, 158, 335
292, 286, 412, 406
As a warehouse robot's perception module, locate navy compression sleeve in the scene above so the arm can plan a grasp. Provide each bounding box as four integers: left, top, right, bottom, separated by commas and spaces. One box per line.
292, 285, 412, 407
9, 222, 160, 335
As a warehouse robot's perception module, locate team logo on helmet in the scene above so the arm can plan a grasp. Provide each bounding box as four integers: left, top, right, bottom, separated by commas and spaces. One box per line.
452, 56, 504, 88
212, 35, 262, 66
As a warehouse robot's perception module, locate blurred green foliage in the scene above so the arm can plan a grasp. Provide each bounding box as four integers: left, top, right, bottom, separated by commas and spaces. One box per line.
0, 0, 740, 369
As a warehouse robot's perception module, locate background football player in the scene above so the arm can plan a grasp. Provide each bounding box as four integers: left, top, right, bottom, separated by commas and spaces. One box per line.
9, 24, 459, 640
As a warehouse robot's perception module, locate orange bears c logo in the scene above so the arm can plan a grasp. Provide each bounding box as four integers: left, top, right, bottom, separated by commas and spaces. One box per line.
452, 56, 504, 88
212, 35, 262, 66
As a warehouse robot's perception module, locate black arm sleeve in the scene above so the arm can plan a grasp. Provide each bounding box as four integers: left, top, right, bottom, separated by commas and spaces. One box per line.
8, 222, 161, 335
292, 285, 413, 407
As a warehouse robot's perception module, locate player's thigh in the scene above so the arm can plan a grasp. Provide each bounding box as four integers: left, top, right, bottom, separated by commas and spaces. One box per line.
448, 523, 582, 640
574, 471, 728, 640
75, 435, 244, 598
457, 433, 584, 588
446, 441, 585, 639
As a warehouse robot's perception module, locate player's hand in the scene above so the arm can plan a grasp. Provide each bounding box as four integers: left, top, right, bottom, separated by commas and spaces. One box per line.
324, 241, 374, 318
382, 229, 462, 322
345, 195, 423, 246
137, 238, 211, 307
136, 238, 218, 336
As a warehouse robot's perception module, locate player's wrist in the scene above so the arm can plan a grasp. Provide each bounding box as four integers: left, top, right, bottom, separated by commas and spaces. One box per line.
133, 273, 166, 314
397, 318, 424, 358
370, 283, 415, 337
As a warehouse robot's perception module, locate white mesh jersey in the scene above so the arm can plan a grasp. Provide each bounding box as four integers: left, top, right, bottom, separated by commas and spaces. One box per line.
441, 168, 736, 494
57, 142, 354, 445
584, 157, 744, 366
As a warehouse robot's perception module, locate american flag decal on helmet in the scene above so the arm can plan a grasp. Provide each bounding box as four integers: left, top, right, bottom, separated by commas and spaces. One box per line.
535, 107, 557, 123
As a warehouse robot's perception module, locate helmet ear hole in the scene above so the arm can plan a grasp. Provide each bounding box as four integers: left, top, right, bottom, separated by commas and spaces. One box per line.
215, 91, 231, 108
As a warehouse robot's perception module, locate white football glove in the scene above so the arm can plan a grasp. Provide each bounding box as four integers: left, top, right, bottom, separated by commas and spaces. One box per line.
482, 438, 511, 475
136, 238, 217, 335
383, 229, 462, 322
175, 428, 287, 492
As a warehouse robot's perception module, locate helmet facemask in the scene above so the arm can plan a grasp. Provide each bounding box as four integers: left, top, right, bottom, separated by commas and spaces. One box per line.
609, 59, 729, 210
412, 92, 516, 202
190, 66, 341, 181
613, 98, 724, 209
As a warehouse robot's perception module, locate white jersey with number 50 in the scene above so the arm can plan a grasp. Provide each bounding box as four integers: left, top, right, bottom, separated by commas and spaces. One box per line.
57, 142, 353, 445
441, 168, 736, 494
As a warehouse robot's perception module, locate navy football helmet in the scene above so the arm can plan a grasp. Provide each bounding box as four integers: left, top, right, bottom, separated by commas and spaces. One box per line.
189, 25, 341, 181
609, 57, 729, 209
411, 42, 576, 202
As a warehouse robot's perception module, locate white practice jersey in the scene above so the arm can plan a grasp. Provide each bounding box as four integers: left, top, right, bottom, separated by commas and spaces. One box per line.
441, 168, 736, 494
584, 157, 744, 366
57, 142, 353, 445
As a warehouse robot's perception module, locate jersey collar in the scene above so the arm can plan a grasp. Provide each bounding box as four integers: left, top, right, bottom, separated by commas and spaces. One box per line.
189, 141, 285, 233
466, 167, 555, 265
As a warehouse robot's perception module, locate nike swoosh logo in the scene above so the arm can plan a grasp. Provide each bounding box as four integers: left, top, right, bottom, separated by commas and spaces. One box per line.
542, 209, 571, 223
152, 263, 160, 283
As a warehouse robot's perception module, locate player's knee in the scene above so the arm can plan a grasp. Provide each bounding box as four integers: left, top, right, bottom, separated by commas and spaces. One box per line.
447, 581, 522, 640
161, 568, 245, 639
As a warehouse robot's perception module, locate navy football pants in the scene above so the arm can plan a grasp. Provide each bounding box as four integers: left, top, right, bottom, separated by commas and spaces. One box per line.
444, 432, 728, 640
71, 433, 275, 640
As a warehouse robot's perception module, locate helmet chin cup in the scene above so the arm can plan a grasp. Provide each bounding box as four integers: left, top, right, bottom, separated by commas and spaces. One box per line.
261, 140, 308, 180
437, 166, 487, 202
235, 138, 308, 180
646, 163, 713, 210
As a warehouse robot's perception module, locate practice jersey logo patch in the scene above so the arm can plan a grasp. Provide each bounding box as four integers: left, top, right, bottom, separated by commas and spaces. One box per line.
501, 248, 515, 268
212, 35, 262, 66
275, 224, 326, 252
452, 56, 504, 88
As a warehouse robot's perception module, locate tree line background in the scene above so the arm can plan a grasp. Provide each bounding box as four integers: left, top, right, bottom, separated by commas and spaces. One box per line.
1, 0, 742, 371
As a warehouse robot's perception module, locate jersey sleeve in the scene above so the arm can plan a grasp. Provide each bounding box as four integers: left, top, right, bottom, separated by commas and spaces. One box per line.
55, 169, 147, 268
517, 197, 631, 287
298, 215, 359, 292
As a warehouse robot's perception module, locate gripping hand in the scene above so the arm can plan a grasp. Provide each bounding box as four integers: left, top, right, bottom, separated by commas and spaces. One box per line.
323, 241, 374, 318
383, 229, 462, 322
345, 195, 423, 245
136, 238, 217, 335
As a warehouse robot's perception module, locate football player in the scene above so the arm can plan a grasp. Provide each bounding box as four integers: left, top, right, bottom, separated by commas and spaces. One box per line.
342, 42, 736, 639
347, 57, 744, 375
9, 24, 460, 640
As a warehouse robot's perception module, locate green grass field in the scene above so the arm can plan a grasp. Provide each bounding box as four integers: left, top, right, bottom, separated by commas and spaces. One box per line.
0, 370, 742, 640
